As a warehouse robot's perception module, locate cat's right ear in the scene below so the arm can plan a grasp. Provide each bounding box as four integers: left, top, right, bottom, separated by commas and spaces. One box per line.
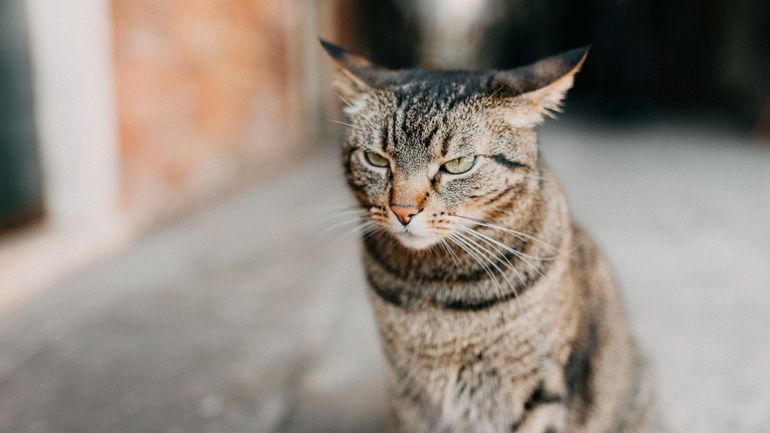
320, 39, 379, 114
489, 47, 589, 127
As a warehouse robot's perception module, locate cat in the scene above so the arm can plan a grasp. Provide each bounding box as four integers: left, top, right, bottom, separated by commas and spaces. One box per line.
321, 39, 654, 433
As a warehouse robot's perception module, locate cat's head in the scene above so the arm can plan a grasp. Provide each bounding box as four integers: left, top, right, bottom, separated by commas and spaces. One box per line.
322, 40, 587, 250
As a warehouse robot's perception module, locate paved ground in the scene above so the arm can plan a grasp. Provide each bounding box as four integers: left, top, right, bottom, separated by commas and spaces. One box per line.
0, 121, 768, 433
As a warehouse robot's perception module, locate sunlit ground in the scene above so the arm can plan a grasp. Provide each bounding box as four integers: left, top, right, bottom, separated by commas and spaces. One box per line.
0, 120, 768, 433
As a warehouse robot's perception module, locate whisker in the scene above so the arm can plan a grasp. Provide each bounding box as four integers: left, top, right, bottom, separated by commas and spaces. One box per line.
309, 204, 361, 212
318, 219, 373, 255
426, 242, 442, 261
459, 228, 534, 314
448, 232, 506, 302
455, 231, 542, 356
327, 118, 365, 131
451, 231, 535, 337
461, 229, 527, 281
481, 85, 506, 107
458, 226, 552, 336
361, 223, 386, 241
436, 224, 539, 293
523, 175, 547, 183
334, 93, 381, 129
322, 216, 369, 234
305, 205, 362, 226
317, 209, 368, 223
321, 206, 368, 215
334, 92, 355, 109
454, 215, 560, 254
340, 220, 382, 245
439, 238, 461, 267
454, 231, 519, 291
462, 226, 553, 262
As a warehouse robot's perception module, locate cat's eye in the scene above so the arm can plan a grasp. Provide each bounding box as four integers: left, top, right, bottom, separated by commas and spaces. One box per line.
442, 156, 476, 174
363, 150, 389, 168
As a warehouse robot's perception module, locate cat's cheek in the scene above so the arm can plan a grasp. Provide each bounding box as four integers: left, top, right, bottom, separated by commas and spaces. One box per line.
438, 172, 491, 208
346, 168, 387, 205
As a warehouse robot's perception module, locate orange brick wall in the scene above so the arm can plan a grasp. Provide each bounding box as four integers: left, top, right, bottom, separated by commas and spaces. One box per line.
111, 0, 306, 224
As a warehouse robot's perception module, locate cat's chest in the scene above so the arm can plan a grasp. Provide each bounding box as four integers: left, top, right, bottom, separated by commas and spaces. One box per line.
426, 360, 526, 425
395, 357, 567, 433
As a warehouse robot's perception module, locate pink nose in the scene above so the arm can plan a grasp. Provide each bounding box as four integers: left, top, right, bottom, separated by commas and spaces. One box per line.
391, 205, 419, 225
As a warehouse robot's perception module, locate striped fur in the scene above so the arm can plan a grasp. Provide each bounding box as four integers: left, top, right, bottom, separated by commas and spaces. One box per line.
322, 40, 654, 433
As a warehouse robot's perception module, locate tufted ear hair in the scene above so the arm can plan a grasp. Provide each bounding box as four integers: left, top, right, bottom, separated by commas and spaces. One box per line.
320, 39, 386, 114
489, 47, 589, 128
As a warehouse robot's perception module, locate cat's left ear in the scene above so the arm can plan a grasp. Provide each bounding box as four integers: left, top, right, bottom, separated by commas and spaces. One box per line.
320, 39, 384, 114
489, 47, 589, 127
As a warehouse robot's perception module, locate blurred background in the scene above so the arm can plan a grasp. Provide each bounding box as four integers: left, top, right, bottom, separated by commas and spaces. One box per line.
0, 1, 769, 432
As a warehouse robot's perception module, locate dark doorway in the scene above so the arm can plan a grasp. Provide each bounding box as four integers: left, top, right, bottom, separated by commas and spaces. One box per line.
0, 1, 44, 230
335, 0, 770, 128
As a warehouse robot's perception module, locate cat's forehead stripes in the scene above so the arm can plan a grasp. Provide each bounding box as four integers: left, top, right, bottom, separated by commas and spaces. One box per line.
380, 79, 484, 171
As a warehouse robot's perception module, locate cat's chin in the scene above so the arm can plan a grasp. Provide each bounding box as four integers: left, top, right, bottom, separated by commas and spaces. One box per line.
393, 232, 442, 251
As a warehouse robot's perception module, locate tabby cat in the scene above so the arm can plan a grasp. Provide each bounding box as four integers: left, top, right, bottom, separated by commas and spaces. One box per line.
321, 39, 654, 433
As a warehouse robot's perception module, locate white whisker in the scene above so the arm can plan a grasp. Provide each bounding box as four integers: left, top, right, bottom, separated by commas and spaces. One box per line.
448, 232, 506, 302
451, 230, 534, 337
462, 226, 553, 262
438, 238, 461, 267
455, 215, 560, 254
455, 231, 519, 291
334, 92, 355, 109
327, 118, 365, 131
322, 217, 369, 234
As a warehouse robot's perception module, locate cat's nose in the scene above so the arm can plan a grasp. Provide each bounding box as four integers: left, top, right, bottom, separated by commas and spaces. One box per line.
390, 205, 420, 226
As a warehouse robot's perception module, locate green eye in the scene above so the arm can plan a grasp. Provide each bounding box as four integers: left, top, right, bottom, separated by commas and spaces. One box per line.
363, 150, 389, 168
442, 155, 476, 174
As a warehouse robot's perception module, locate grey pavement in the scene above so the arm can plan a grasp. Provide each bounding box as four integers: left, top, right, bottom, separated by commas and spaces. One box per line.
0, 121, 769, 433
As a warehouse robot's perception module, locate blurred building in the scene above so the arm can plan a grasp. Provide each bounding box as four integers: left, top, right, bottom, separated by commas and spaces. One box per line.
0, 0, 332, 311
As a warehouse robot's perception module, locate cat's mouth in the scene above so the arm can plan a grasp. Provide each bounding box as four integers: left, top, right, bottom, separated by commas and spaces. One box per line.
393, 228, 442, 250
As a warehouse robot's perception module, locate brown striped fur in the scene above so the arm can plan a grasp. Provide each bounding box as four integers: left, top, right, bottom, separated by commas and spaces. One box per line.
322, 40, 654, 433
